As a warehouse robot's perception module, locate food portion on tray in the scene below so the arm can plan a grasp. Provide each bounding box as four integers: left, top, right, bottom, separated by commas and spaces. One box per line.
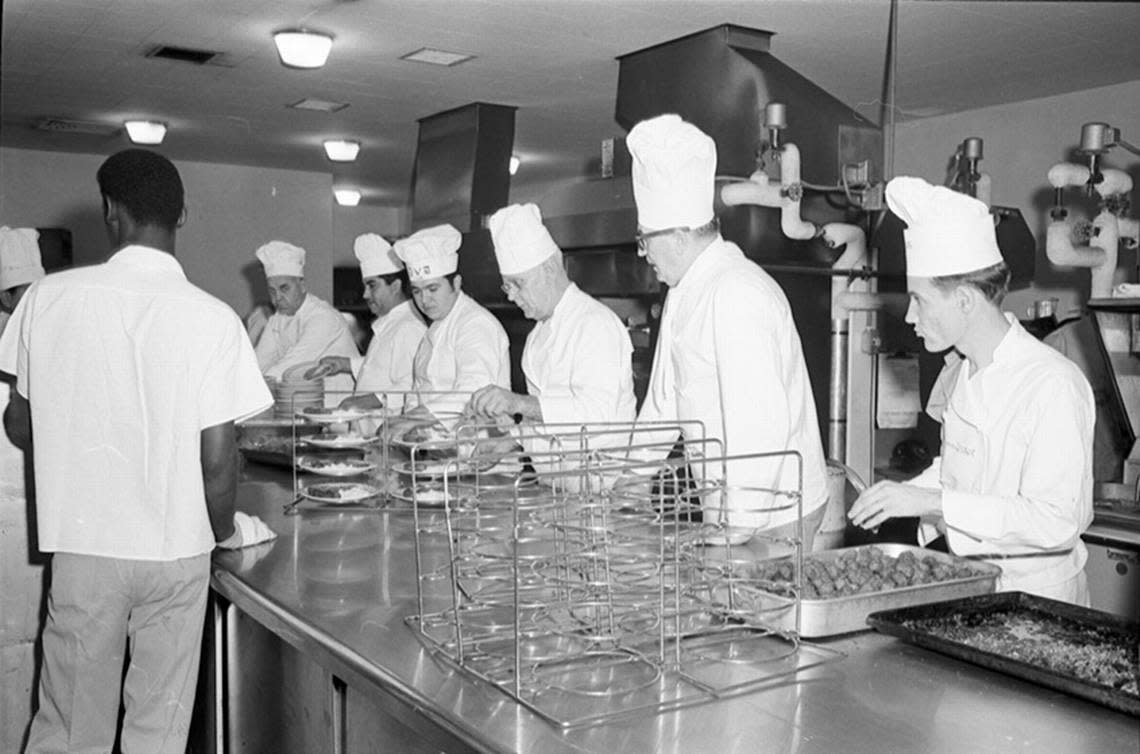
743, 544, 1000, 638
300, 482, 382, 504
753, 546, 985, 599
295, 456, 376, 477
867, 592, 1140, 716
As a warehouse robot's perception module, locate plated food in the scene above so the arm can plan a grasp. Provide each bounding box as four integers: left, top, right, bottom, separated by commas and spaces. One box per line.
393, 484, 462, 507
301, 482, 382, 504
296, 456, 376, 477
304, 432, 375, 449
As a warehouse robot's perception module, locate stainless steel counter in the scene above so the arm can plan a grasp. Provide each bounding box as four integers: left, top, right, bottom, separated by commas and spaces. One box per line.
209, 466, 1139, 753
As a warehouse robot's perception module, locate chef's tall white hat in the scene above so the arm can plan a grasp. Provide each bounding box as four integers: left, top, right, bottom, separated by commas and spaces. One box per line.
353, 233, 402, 278
255, 240, 306, 278
0, 227, 44, 291
627, 114, 717, 231
393, 224, 461, 282
885, 176, 1003, 278
488, 203, 560, 275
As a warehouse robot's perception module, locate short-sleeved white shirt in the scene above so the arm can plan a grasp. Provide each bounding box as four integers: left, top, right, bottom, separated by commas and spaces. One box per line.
0, 246, 272, 560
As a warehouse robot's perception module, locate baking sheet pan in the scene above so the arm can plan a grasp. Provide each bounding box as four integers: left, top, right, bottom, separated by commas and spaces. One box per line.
867, 591, 1140, 716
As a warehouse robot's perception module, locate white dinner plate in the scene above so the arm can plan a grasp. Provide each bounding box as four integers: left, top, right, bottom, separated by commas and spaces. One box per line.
300, 482, 382, 504
296, 457, 376, 477
297, 406, 377, 423
304, 433, 376, 449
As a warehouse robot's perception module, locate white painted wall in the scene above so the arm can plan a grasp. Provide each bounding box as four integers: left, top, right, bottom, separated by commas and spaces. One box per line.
0, 147, 337, 319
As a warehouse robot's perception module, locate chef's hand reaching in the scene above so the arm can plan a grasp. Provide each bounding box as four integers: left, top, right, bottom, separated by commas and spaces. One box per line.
216, 511, 278, 549
466, 385, 540, 423
304, 356, 351, 380
847, 481, 941, 531
338, 393, 384, 411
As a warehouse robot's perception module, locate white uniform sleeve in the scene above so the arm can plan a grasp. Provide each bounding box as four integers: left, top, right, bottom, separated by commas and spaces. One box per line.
908, 457, 943, 489
422, 314, 508, 417
710, 279, 801, 473
0, 286, 32, 387
538, 312, 633, 426
199, 315, 274, 428
262, 307, 357, 380
386, 317, 426, 394
942, 376, 1094, 549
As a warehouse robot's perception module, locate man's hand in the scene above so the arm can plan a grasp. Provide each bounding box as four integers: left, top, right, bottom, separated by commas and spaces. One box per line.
848, 481, 941, 530
466, 385, 539, 422
305, 356, 351, 380
339, 393, 383, 411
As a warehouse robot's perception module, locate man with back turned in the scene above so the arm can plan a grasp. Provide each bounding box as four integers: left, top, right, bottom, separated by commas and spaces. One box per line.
0, 148, 273, 752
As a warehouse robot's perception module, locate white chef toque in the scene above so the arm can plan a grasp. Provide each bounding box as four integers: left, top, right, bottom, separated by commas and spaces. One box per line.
353, 233, 402, 278
255, 240, 306, 278
627, 114, 717, 231
0, 227, 44, 291
886, 176, 1003, 278
393, 224, 461, 282
488, 203, 559, 275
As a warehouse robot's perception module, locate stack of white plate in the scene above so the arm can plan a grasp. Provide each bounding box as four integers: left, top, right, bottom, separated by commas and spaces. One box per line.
273, 363, 324, 419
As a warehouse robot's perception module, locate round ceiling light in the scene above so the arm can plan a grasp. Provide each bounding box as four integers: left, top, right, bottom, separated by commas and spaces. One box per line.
334, 188, 361, 207
273, 30, 333, 69
124, 120, 167, 145
323, 139, 360, 162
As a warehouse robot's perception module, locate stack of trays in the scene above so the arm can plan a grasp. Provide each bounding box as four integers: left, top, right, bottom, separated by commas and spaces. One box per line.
272, 363, 323, 419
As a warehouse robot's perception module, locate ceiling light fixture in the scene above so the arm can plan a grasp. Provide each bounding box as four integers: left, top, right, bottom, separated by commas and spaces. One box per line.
334, 188, 361, 207
323, 139, 360, 162
274, 30, 333, 69
509, 155, 520, 176
124, 120, 167, 145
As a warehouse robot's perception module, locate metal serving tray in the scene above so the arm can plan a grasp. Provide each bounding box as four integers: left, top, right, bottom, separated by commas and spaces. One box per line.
774, 544, 1000, 638
867, 592, 1140, 716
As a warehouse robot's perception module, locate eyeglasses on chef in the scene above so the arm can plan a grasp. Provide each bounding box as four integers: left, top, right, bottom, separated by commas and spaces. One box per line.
635, 218, 720, 251
635, 226, 686, 251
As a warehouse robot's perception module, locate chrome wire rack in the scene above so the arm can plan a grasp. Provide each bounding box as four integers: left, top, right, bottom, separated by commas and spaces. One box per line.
402, 419, 843, 729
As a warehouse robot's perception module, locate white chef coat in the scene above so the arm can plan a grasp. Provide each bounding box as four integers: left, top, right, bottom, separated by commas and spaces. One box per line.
412, 290, 509, 417
254, 292, 358, 398
523, 283, 636, 429
637, 238, 829, 530
353, 299, 426, 397
910, 315, 1094, 602
0, 245, 272, 560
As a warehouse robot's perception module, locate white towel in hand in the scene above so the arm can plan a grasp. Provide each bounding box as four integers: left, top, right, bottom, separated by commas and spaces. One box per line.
219, 511, 277, 549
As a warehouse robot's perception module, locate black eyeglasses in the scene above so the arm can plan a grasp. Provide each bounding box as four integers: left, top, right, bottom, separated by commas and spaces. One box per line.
635, 226, 686, 251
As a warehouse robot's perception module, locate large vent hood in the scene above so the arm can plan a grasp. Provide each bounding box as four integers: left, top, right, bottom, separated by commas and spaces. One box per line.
409, 102, 517, 304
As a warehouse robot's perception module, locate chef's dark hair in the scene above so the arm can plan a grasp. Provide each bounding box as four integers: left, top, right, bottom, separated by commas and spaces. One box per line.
97, 149, 185, 231
932, 261, 1010, 304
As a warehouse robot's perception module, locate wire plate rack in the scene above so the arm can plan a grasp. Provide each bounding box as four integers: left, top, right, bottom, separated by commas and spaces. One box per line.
402, 420, 843, 729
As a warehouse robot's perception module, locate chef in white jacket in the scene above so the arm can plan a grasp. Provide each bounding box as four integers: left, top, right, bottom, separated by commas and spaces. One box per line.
251, 240, 357, 399
0, 226, 44, 338
466, 203, 636, 442
394, 224, 509, 420
306, 233, 426, 410
849, 176, 1095, 605
627, 114, 829, 545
